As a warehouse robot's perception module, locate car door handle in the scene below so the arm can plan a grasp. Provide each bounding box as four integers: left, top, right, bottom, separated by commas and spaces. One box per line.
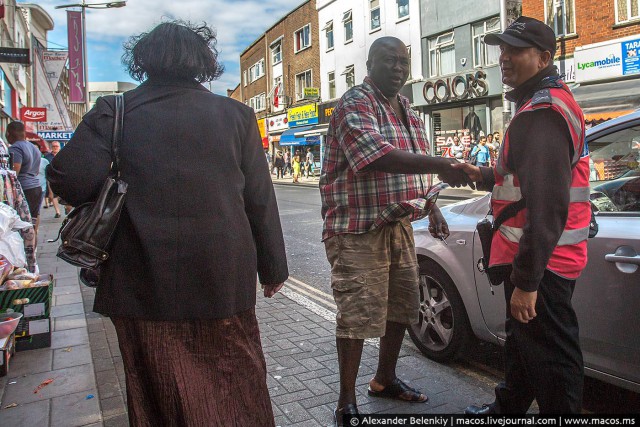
605, 254, 640, 265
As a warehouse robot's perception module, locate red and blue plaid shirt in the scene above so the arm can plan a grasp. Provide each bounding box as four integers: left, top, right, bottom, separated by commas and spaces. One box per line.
320, 77, 433, 241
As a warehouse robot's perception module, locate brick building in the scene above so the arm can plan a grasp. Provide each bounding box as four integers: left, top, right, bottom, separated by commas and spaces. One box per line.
525, 0, 640, 123
239, 0, 321, 162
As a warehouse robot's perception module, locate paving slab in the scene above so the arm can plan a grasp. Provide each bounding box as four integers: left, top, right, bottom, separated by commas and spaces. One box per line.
51, 390, 101, 427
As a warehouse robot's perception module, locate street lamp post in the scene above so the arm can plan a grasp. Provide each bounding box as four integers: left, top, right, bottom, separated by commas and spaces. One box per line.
55, 1, 126, 111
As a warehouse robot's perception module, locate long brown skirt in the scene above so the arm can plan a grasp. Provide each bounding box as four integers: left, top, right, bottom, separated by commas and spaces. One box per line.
111, 308, 275, 427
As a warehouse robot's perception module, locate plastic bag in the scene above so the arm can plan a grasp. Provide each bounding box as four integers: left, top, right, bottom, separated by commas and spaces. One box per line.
0, 203, 31, 267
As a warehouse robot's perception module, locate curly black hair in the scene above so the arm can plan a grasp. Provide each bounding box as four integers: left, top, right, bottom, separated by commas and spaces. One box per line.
122, 21, 224, 83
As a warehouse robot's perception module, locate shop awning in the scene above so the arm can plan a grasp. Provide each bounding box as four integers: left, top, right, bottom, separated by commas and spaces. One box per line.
279, 125, 313, 146
571, 79, 640, 122
293, 124, 329, 138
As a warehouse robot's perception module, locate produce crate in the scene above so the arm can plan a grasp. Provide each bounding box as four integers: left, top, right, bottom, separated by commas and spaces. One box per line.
15, 317, 51, 352
0, 278, 54, 318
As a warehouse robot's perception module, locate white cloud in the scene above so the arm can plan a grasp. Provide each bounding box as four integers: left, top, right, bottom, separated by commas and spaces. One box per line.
27, 0, 302, 93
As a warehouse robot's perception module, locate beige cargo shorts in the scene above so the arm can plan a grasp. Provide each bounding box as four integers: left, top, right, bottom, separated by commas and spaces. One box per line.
324, 218, 420, 339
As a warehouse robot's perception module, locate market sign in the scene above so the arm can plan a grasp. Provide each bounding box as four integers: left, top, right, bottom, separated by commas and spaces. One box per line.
303, 87, 319, 99
412, 71, 489, 106
20, 107, 47, 122
37, 131, 74, 141
0, 47, 30, 64
287, 103, 318, 127
268, 113, 288, 132
575, 35, 640, 83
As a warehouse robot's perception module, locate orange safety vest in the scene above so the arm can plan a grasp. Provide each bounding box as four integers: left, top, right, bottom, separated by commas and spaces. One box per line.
490, 82, 591, 280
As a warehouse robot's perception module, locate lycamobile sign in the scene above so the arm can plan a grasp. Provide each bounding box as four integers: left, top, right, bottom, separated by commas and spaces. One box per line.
577, 55, 621, 70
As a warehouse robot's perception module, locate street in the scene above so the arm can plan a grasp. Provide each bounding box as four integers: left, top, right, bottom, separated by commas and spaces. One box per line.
274, 183, 640, 415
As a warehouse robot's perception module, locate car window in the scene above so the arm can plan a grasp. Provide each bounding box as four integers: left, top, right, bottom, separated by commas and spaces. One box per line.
589, 124, 640, 213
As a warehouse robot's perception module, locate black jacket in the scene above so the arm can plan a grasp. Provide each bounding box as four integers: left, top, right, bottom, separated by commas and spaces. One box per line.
47, 78, 289, 319
479, 66, 574, 291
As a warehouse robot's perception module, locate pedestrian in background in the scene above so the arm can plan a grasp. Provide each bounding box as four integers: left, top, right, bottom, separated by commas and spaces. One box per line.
305, 147, 314, 177
274, 151, 285, 179
7, 121, 42, 225
320, 36, 470, 426
450, 135, 465, 160
457, 16, 589, 415
292, 149, 301, 183
284, 150, 291, 176
471, 136, 491, 167
45, 141, 62, 218
47, 21, 288, 427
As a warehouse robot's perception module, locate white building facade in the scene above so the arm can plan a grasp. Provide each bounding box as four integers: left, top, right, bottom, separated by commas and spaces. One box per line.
317, 0, 423, 103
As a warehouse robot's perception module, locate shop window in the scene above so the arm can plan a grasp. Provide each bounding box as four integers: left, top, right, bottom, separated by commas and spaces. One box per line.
328, 72, 336, 99
616, 0, 640, 23
545, 0, 576, 36
295, 69, 312, 100
249, 59, 265, 82
431, 105, 488, 157
397, 0, 410, 19
472, 18, 501, 68
250, 93, 266, 112
429, 32, 455, 78
294, 24, 311, 53
342, 65, 355, 89
271, 41, 282, 65
343, 10, 353, 43
324, 21, 334, 50
370, 0, 381, 31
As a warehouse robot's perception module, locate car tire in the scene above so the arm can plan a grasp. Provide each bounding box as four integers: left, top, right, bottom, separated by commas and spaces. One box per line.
408, 257, 471, 363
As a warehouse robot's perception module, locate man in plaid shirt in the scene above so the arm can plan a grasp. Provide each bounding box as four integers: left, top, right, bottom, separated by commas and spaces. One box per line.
321, 37, 470, 425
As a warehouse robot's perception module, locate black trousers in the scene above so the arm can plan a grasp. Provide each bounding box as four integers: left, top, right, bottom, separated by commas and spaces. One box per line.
494, 270, 584, 414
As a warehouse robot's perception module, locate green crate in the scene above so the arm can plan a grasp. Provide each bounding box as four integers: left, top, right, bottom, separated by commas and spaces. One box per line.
0, 279, 54, 318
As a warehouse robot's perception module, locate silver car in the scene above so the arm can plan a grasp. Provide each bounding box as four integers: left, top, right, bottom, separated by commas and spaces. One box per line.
409, 111, 640, 393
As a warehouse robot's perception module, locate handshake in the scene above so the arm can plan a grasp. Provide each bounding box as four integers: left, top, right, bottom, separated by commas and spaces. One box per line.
435, 158, 483, 189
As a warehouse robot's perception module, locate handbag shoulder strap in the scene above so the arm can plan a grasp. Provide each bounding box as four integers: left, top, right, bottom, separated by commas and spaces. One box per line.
492, 198, 526, 231
111, 94, 124, 176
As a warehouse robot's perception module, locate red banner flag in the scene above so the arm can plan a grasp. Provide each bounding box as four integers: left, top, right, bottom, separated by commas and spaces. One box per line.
67, 11, 85, 103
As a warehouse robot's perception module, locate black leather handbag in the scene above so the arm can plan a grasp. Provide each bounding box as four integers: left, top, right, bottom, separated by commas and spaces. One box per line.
54, 94, 127, 277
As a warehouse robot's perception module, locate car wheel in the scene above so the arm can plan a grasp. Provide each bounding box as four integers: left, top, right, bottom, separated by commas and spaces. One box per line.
408, 257, 471, 363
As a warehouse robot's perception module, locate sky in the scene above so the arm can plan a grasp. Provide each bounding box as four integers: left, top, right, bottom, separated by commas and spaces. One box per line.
29, 0, 300, 94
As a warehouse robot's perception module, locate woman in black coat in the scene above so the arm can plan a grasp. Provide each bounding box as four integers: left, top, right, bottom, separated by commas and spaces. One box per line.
47, 22, 288, 427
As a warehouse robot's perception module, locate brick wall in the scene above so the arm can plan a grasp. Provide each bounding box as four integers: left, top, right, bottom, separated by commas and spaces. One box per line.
524, 0, 640, 58
240, 35, 268, 119
272, 0, 320, 109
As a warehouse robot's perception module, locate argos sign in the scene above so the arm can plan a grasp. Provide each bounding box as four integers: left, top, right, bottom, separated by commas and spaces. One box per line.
20, 107, 47, 122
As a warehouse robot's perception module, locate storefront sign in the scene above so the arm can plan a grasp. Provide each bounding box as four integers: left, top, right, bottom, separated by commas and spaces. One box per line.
303, 87, 319, 99
267, 113, 288, 132
287, 104, 318, 127
257, 118, 266, 138
0, 47, 30, 64
20, 107, 47, 122
319, 100, 339, 124
37, 131, 74, 141
555, 59, 575, 83
415, 71, 489, 106
575, 36, 640, 83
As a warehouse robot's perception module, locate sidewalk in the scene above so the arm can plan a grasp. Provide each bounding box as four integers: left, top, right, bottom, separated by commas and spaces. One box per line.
0, 207, 495, 427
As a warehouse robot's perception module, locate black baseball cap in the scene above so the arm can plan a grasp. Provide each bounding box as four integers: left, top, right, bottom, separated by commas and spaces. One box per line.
484, 16, 556, 55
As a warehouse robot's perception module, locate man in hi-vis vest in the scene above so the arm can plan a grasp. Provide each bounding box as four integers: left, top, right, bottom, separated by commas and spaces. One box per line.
454, 17, 590, 414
